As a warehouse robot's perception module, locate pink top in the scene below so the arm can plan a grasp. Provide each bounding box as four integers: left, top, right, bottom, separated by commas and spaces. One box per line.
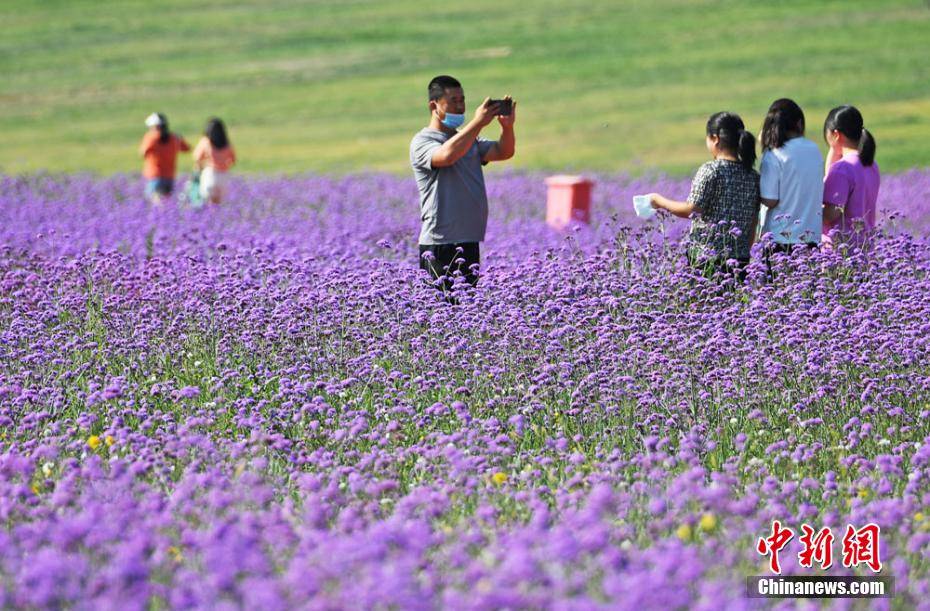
823, 151, 880, 235
193, 137, 236, 173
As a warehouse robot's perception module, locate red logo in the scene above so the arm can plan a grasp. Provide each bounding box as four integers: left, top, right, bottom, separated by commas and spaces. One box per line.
798, 524, 835, 570
842, 523, 882, 573
757, 522, 882, 574
757, 520, 795, 574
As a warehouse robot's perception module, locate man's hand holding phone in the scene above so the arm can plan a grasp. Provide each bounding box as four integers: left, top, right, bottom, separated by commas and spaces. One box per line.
492, 96, 515, 128
488, 97, 512, 116
474, 97, 501, 128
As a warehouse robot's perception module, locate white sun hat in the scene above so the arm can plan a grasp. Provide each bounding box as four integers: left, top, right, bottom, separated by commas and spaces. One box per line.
145, 113, 164, 128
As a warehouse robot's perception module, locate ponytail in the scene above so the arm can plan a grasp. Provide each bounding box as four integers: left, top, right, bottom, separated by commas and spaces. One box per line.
738, 129, 757, 171
824, 105, 876, 167
858, 128, 876, 167
157, 113, 170, 144
706, 111, 756, 171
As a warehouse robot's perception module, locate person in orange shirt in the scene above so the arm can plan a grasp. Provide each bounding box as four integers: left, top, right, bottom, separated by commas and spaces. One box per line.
192, 117, 237, 204
139, 113, 190, 202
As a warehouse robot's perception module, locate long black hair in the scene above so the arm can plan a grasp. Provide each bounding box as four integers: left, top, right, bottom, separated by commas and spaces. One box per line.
823, 105, 876, 167
761, 98, 805, 151
204, 117, 229, 149
157, 113, 170, 144
707, 111, 756, 171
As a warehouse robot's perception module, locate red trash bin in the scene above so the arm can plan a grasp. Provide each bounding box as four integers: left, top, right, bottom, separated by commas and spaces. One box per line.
545, 175, 593, 230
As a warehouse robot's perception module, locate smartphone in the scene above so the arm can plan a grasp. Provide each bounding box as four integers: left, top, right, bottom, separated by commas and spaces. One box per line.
488, 98, 513, 116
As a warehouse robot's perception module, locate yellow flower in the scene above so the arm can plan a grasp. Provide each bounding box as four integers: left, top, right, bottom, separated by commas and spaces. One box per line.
915, 512, 926, 523
676, 523, 692, 542
168, 546, 183, 562
699, 513, 718, 532
857, 487, 870, 500
491, 472, 507, 486
31, 484, 40, 495
87, 435, 101, 450
105, 435, 115, 447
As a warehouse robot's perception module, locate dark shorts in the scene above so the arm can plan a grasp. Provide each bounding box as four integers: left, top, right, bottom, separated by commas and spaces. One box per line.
688, 251, 750, 283
766, 242, 819, 255
764, 242, 819, 277
418, 242, 480, 289
145, 178, 174, 199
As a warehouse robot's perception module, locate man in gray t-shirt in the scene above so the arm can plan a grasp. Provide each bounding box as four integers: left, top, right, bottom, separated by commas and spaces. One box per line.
410, 75, 516, 289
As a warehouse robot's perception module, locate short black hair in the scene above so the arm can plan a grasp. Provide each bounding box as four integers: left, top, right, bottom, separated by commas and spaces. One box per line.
428, 75, 462, 102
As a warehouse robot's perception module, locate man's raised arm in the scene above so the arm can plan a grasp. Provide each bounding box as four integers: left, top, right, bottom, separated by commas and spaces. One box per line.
431, 98, 500, 168
483, 97, 516, 163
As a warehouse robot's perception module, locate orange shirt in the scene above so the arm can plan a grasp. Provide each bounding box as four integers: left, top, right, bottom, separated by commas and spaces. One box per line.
139, 131, 190, 179
193, 137, 237, 172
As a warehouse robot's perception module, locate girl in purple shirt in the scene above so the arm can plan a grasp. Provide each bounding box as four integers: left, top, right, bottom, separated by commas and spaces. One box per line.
822, 105, 880, 243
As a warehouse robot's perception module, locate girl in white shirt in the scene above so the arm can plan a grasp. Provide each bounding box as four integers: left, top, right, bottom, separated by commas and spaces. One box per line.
758, 99, 824, 252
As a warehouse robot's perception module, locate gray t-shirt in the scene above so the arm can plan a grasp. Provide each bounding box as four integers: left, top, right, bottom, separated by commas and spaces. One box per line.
410, 128, 495, 245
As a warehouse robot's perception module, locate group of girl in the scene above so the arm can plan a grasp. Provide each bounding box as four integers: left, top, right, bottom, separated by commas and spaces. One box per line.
138, 100, 878, 270
139, 113, 237, 205
648, 100, 879, 275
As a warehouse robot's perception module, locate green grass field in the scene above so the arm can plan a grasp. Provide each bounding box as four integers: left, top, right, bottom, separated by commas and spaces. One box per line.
2, 0, 929, 176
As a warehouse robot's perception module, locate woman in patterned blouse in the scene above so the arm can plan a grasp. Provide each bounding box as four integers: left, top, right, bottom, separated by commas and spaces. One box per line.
648, 112, 762, 278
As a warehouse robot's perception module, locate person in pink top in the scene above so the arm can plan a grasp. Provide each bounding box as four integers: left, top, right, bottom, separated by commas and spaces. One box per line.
822, 105, 880, 245
193, 117, 236, 204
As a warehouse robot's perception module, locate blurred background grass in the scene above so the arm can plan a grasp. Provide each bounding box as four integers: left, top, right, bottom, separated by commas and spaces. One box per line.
1, 0, 929, 176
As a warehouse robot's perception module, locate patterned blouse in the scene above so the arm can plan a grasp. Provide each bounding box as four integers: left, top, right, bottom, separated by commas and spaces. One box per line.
687, 159, 761, 260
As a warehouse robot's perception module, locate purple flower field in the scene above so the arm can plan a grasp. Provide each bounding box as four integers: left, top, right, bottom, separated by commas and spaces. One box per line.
2, 170, 930, 609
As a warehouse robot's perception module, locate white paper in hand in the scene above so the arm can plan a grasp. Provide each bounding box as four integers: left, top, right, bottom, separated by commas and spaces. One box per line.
633, 195, 656, 219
